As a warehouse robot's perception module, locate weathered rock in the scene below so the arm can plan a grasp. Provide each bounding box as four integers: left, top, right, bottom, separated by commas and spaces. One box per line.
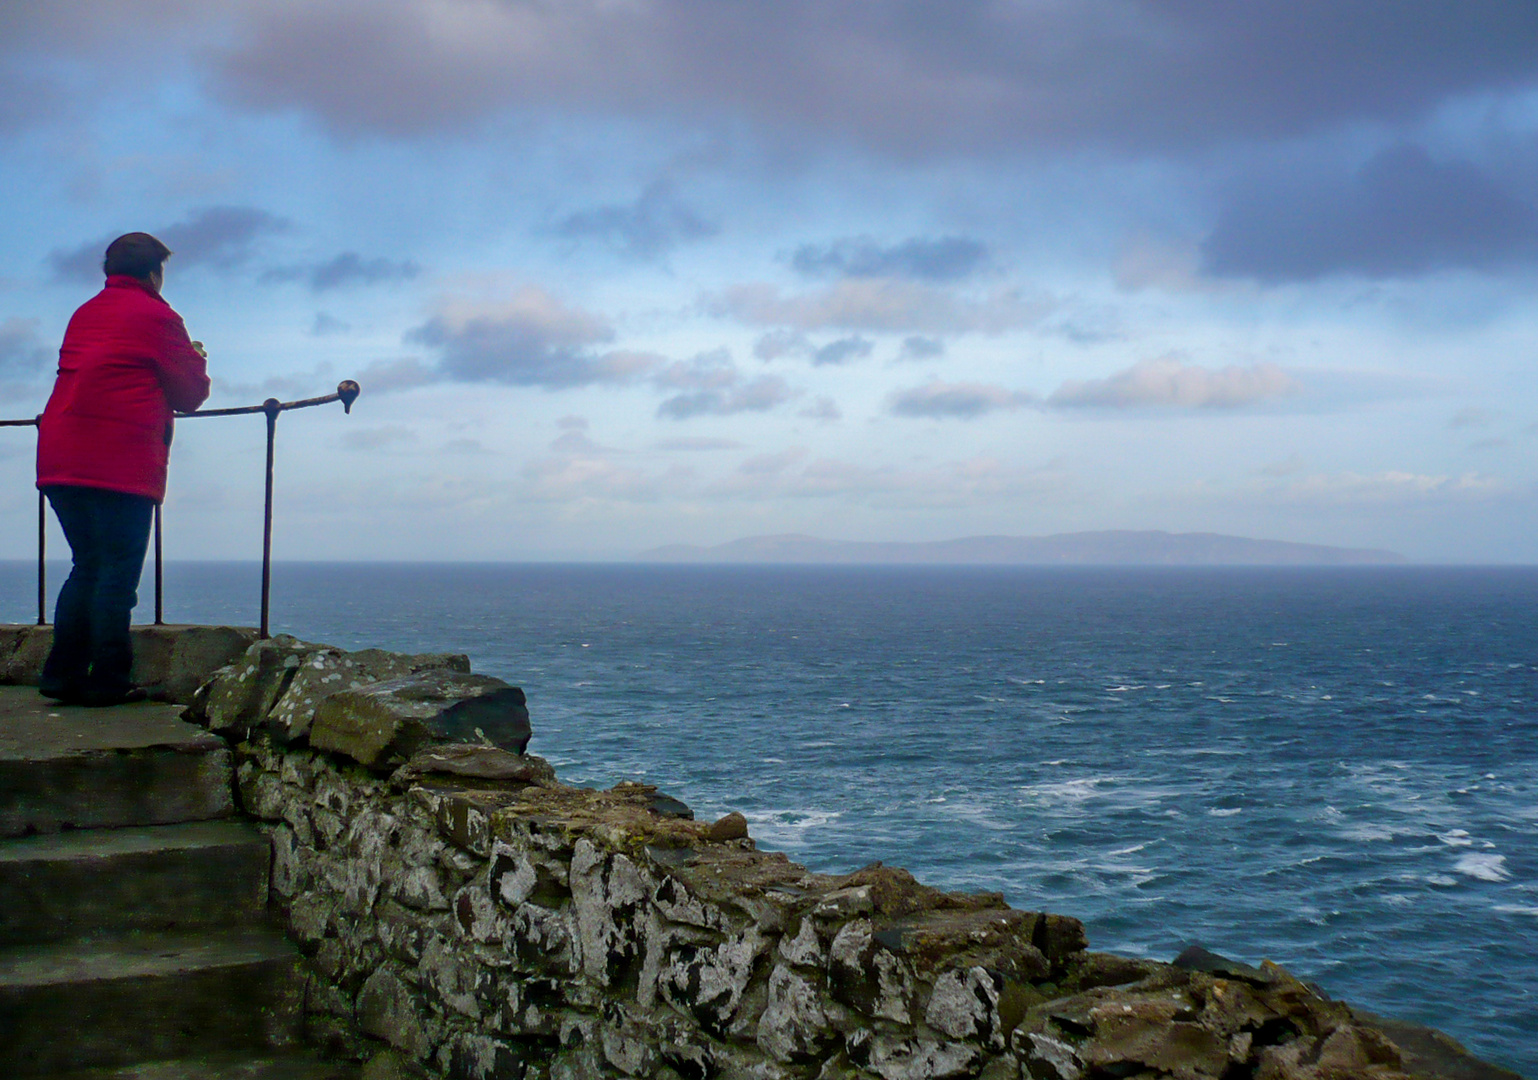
0, 624, 50, 685
1173, 943, 1269, 984
359, 967, 434, 1060
757, 965, 837, 1063
851, 1033, 981, 1080
189, 634, 334, 738
1019, 1032, 1082, 1080
706, 811, 750, 842
1083, 996, 1229, 1078
268, 647, 472, 744
873, 908, 1051, 985
309, 670, 530, 770
395, 744, 555, 786
130, 624, 260, 703
927, 966, 1006, 1046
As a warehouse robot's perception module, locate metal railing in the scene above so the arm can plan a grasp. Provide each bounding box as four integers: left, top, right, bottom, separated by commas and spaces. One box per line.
4, 379, 360, 637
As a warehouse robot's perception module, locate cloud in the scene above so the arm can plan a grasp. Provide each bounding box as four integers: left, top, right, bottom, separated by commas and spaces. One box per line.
704, 280, 1052, 334
1258, 455, 1309, 478
550, 426, 617, 454
812, 336, 873, 366
655, 436, 743, 451
658, 376, 794, 420
1268, 469, 1505, 504
753, 330, 811, 361
311, 313, 350, 336
201, 1, 1538, 156
799, 396, 842, 422
1202, 144, 1538, 282
49, 206, 290, 283
262, 252, 421, 291
522, 455, 669, 503
0, 317, 50, 374
650, 349, 796, 419
210, 364, 340, 403
353, 357, 439, 394
1048, 358, 1301, 409
752, 331, 872, 365
738, 447, 808, 475
404, 287, 653, 388
1448, 407, 1497, 429
790, 236, 989, 282
704, 452, 1069, 506
897, 336, 945, 362
340, 424, 418, 450
889, 381, 1033, 420
554, 180, 718, 258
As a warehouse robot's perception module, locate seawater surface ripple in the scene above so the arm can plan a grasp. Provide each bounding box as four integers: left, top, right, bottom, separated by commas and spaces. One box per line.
2, 563, 1534, 1074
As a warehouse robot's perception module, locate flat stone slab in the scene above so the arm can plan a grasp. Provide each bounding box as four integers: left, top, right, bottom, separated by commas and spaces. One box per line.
49, 1054, 360, 1079
0, 685, 216, 758
0, 821, 270, 946
0, 686, 233, 836
0, 927, 303, 1075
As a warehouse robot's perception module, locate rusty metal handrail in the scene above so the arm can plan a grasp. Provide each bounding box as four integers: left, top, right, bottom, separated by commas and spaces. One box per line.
3, 379, 360, 638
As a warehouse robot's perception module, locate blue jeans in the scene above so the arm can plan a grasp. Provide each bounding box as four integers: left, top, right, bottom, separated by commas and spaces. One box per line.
40, 485, 155, 697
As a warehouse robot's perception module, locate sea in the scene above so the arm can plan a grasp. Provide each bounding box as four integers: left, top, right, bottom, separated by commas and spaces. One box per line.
2, 561, 1534, 1075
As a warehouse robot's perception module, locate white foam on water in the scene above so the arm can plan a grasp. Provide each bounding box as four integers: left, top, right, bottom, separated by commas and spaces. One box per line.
1208, 807, 1243, 817
1339, 823, 1397, 842
1493, 905, 1538, 916
1017, 777, 1114, 806
1107, 841, 1153, 856
742, 808, 843, 847
1427, 874, 1460, 887
1454, 852, 1511, 882
1437, 829, 1474, 847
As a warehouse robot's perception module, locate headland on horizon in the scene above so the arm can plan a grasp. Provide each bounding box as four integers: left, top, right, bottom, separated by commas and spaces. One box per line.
639, 529, 1406, 566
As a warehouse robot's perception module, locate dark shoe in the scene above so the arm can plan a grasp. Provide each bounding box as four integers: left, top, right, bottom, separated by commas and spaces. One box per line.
38, 682, 84, 703
76, 686, 149, 708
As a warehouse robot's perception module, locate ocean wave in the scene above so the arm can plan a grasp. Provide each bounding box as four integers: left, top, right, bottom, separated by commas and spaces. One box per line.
741, 808, 842, 847
1453, 853, 1511, 882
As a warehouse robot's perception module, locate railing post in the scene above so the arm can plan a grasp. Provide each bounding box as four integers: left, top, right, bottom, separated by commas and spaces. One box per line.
36, 489, 46, 626
9, 381, 356, 633
260, 398, 280, 639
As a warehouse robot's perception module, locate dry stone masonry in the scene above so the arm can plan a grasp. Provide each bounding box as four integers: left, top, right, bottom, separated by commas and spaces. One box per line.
0, 624, 1520, 1080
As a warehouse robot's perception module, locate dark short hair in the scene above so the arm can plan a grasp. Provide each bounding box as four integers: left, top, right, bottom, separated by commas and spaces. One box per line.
103, 233, 172, 280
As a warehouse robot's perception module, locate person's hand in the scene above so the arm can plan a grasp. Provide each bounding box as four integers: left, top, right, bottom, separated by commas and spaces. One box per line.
190, 340, 207, 359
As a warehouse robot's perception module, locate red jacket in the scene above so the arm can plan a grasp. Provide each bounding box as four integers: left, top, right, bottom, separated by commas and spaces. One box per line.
36, 276, 211, 502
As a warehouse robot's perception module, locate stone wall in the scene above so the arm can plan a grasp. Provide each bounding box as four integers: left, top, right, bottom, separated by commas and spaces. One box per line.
0, 625, 1516, 1080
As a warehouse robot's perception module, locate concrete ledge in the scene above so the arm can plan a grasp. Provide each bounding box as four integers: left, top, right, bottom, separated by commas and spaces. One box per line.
0, 624, 258, 705
0, 687, 233, 837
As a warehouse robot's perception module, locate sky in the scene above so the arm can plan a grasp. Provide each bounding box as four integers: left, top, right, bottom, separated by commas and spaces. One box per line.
1, 1, 1536, 562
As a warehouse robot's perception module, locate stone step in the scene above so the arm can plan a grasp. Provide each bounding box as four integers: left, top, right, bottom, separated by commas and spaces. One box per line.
0, 687, 233, 837
0, 928, 305, 1076
47, 1053, 362, 1079
0, 822, 272, 946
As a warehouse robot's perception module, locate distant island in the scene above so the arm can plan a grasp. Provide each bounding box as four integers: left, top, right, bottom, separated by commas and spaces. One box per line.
639, 531, 1407, 566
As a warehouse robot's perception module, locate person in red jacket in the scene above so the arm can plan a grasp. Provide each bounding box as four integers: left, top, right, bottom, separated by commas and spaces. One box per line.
36, 232, 211, 706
